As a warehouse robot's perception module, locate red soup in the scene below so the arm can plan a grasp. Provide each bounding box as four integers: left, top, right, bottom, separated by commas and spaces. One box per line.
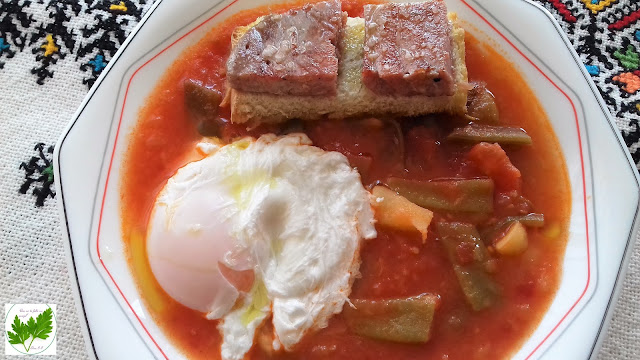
121, 1, 570, 359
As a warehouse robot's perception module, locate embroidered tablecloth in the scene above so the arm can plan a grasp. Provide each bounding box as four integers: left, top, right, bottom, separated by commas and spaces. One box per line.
0, 0, 638, 358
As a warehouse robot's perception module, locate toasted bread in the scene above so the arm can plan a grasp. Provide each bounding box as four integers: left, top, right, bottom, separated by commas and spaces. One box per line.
229, 14, 468, 124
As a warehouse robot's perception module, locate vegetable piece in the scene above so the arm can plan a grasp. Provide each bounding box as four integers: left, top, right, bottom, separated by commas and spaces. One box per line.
448, 124, 532, 145
494, 221, 528, 256
436, 222, 499, 310
344, 294, 439, 343
515, 213, 545, 227
184, 79, 225, 136
467, 142, 522, 192
372, 186, 434, 242
481, 213, 544, 243
388, 177, 494, 213
467, 82, 500, 124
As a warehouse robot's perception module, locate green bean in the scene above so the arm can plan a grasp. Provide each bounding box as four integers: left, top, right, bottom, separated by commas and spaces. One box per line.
513, 213, 545, 227
448, 124, 532, 145
344, 294, 439, 343
387, 177, 494, 213
436, 222, 499, 311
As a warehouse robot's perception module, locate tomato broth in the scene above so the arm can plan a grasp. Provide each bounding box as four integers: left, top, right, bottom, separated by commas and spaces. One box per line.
120, 1, 570, 359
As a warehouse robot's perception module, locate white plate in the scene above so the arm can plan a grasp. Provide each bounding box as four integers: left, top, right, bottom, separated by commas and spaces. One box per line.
54, 0, 640, 359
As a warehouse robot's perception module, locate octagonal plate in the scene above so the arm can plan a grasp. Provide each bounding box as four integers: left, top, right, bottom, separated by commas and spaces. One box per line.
54, 0, 640, 359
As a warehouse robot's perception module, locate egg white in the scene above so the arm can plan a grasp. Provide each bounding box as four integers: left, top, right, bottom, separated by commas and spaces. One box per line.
147, 134, 376, 360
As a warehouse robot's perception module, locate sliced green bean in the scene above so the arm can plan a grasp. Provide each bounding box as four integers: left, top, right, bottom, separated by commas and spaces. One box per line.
436, 222, 499, 311
448, 124, 532, 145
511, 213, 545, 227
344, 294, 439, 343
481, 213, 545, 243
388, 177, 494, 213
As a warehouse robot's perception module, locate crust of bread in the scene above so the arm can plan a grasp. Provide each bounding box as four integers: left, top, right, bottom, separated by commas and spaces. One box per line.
229, 14, 468, 124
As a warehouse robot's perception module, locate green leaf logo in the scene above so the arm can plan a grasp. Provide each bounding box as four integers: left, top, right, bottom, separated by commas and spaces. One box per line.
6, 307, 54, 353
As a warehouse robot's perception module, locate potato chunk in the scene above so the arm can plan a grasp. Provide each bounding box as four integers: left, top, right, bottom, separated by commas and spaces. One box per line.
372, 186, 434, 242
494, 221, 529, 256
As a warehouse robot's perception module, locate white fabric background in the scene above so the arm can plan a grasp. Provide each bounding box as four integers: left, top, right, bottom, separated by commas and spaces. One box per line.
0, 0, 638, 359
0, 48, 91, 358
0, 2, 153, 358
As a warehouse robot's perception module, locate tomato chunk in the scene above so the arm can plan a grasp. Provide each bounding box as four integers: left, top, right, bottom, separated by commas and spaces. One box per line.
467, 142, 521, 192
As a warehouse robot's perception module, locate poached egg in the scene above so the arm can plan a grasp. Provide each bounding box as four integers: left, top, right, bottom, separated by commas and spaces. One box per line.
146, 134, 376, 359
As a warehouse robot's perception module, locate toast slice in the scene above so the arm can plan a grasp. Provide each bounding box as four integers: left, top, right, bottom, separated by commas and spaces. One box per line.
229, 14, 468, 124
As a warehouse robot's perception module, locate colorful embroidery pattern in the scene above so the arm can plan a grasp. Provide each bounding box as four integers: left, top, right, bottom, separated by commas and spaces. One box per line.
580, 0, 618, 14
19, 143, 55, 207
0, 0, 33, 69
28, 1, 82, 84
0, 0, 153, 86
535, 0, 640, 164
76, 0, 150, 87
548, 0, 578, 23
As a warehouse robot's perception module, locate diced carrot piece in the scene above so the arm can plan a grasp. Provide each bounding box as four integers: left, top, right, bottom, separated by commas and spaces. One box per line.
467, 142, 521, 191
372, 186, 434, 242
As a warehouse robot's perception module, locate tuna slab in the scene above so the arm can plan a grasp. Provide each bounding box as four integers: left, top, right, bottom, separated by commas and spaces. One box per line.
227, 0, 345, 96
363, 1, 455, 97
